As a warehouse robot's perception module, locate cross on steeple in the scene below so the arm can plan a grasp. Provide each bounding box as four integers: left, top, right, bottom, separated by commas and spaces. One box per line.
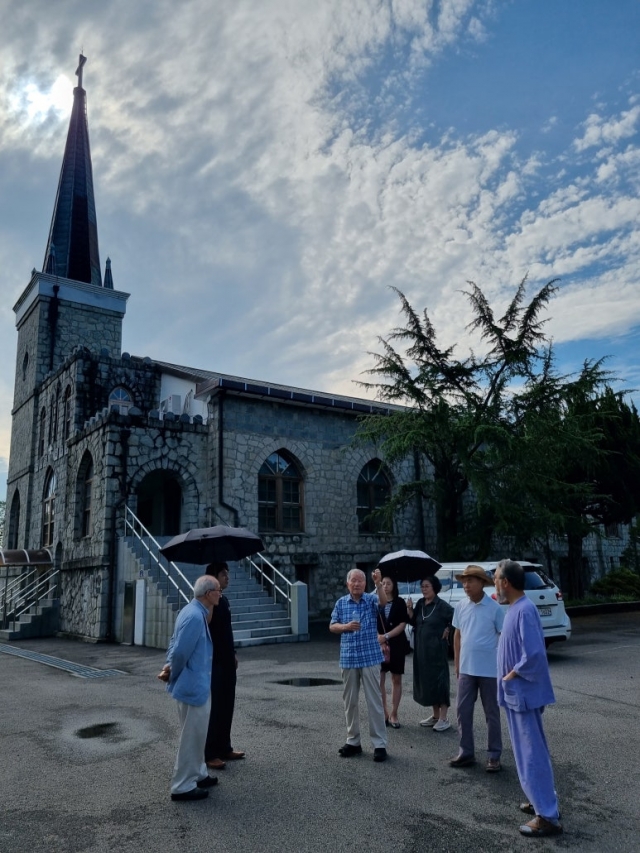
42, 54, 102, 287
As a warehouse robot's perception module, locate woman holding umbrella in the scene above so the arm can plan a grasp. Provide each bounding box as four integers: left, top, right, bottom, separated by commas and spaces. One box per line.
377, 575, 409, 728
406, 575, 453, 731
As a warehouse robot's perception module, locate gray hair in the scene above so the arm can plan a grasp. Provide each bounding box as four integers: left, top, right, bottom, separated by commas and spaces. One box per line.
496, 559, 525, 591
346, 568, 366, 583
193, 575, 219, 598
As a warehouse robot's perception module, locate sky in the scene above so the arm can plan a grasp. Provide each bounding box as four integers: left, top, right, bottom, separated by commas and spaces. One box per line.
1, 0, 639, 501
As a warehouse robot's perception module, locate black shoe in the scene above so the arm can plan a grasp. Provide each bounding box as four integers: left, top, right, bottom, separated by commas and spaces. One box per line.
197, 775, 219, 788
171, 787, 209, 801
449, 754, 476, 768
338, 743, 362, 757
373, 748, 387, 762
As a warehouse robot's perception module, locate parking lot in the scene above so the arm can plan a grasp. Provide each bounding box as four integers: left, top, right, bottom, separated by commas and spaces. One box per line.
1, 610, 639, 853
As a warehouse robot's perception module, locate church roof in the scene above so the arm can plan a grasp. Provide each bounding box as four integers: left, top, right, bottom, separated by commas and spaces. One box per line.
154, 359, 402, 414
42, 55, 102, 287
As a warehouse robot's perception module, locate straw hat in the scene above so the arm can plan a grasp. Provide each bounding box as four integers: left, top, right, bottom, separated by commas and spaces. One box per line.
454, 565, 493, 586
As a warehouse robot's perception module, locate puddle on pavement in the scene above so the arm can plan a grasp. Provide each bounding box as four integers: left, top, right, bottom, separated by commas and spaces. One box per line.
75, 722, 121, 739
273, 677, 341, 687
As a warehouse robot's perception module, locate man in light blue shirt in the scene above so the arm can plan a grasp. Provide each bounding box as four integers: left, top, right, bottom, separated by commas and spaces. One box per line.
158, 575, 221, 801
450, 565, 504, 772
330, 567, 389, 762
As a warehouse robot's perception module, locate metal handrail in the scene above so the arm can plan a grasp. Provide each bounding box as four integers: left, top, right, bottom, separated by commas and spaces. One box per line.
124, 506, 192, 607
12, 571, 60, 622
1, 566, 59, 630
245, 551, 292, 616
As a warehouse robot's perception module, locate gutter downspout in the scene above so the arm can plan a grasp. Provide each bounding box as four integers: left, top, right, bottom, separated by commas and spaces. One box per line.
217, 391, 240, 527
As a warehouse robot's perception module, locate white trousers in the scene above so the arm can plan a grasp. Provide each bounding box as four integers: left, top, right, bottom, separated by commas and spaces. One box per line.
341, 665, 388, 749
171, 697, 211, 794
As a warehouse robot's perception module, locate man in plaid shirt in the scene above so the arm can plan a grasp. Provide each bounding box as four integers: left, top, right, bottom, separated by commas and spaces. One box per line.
330, 567, 389, 762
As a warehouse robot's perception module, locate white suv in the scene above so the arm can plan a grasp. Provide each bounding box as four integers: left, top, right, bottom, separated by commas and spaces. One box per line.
398, 561, 571, 648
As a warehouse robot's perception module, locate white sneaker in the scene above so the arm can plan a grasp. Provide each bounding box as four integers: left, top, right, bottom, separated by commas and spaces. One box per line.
433, 719, 451, 732
420, 716, 438, 727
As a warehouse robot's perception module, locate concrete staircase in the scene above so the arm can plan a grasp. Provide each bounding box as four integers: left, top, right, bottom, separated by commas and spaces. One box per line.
0, 600, 60, 641
122, 537, 309, 648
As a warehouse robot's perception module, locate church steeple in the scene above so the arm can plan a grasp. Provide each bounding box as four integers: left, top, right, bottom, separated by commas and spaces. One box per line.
42, 54, 102, 287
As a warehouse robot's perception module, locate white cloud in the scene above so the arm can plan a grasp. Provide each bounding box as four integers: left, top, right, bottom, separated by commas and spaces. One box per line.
0, 0, 638, 458
574, 103, 640, 152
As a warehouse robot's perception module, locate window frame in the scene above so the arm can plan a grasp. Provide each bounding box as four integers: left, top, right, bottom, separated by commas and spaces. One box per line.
357, 460, 392, 534
63, 385, 73, 441
258, 450, 304, 533
109, 386, 134, 415
81, 458, 94, 538
42, 469, 57, 548
38, 407, 47, 458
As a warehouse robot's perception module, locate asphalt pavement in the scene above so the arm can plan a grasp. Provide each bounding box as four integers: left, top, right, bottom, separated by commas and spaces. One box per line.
0, 613, 639, 853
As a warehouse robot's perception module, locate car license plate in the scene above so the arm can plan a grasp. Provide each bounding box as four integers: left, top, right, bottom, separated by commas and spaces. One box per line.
537, 606, 552, 616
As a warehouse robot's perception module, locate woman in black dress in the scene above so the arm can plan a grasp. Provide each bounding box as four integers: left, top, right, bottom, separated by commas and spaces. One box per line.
377, 575, 409, 728
406, 575, 453, 731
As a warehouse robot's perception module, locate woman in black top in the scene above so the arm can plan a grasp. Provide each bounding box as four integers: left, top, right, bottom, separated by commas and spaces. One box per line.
377, 575, 409, 728
406, 575, 453, 731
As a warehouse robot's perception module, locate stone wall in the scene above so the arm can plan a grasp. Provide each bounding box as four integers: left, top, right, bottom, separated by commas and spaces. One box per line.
58, 565, 110, 640
211, 393, 435, 615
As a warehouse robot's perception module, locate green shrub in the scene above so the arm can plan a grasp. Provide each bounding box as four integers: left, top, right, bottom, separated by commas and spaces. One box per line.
589, 567, 640, 598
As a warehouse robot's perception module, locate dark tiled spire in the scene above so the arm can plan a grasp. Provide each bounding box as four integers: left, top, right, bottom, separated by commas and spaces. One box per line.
103, 256, 114, 289
43, 54, 102, 287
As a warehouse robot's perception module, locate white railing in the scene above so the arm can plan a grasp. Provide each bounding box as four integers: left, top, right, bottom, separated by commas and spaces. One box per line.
244, 551, 292, 617
124, 506, 192, 607
1, 566, 59, 630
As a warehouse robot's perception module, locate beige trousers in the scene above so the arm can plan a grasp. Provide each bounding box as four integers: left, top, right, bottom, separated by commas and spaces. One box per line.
341, 664, 388, 749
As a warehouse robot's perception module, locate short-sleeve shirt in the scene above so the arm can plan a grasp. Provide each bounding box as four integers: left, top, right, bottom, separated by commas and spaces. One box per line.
452, 594, 504, 678
330, 592, 384, 669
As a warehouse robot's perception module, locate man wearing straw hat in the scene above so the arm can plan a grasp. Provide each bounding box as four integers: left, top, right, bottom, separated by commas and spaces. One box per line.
449, 565, 504, 772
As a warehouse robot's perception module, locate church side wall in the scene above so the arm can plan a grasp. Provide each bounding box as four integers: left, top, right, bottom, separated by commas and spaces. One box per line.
214, 395, 435, 615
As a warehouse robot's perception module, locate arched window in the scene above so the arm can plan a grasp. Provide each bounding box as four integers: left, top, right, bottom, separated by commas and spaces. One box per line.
42, 469, 57, 547
109, 386, 133, 415
8, 490, 20, 550
78, 454, 94, 538
258, 450, 303, 533
63, 385, 73, 441
38, 407, 47, 458
51, 384, 61, 443
357, 460, 391, 533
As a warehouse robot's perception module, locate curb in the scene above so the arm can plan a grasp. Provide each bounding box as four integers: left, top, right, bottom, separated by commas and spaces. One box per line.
566, 601, 640, 617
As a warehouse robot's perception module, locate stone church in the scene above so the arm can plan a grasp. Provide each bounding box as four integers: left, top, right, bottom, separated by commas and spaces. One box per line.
2, 57, 430, 646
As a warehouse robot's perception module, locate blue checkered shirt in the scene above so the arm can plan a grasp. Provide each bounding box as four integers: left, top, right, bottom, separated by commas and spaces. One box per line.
331, 592, 384, 669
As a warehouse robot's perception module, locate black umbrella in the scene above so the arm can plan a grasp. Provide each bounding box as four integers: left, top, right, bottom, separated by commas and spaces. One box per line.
159, 525, 264, 564
377, 549, 441, 582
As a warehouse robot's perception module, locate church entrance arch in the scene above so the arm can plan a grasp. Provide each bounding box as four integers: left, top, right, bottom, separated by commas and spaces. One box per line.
136, 471, 183, 536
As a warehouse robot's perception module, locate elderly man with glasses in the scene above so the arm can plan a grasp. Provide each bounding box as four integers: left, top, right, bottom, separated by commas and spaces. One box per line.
158, 575, 222, 801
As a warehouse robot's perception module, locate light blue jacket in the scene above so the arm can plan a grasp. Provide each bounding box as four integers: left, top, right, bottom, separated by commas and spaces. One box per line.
166, 599, 213, 706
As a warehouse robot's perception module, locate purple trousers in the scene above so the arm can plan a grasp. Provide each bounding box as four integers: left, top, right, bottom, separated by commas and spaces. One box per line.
455, 674, 502, 759
504, 705, 560, 821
